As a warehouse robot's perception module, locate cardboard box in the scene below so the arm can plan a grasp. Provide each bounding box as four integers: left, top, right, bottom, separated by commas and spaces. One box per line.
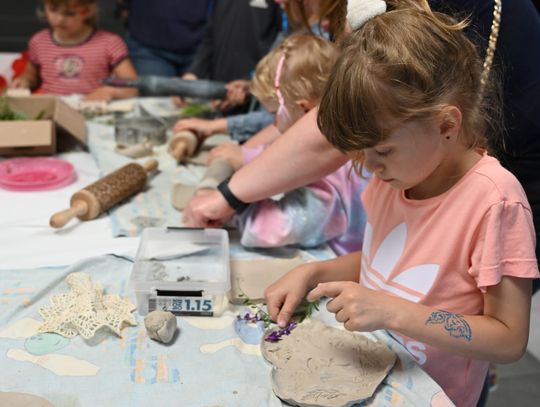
0, 95, 86, 156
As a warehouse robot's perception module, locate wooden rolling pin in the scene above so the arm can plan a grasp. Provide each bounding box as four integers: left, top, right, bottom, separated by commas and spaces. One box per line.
49, 159, 158, 228
169, 130, 199, 162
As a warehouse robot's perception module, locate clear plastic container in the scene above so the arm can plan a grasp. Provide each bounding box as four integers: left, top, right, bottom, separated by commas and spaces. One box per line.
131, 227, 230, 316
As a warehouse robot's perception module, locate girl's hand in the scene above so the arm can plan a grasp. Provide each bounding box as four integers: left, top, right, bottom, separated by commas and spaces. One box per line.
173, 118, 224, 139
265, 263, 319, 328
84, 87, 113, 102
307, 281, 395, 332
208, 143, 244, 170
10, 77, 30, 89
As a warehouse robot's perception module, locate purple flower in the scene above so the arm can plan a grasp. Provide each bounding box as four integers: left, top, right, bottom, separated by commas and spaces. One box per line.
264, 321, 298, 342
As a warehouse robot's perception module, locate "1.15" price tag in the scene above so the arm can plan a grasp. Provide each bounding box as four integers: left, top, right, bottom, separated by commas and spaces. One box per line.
149, 296, 214, 316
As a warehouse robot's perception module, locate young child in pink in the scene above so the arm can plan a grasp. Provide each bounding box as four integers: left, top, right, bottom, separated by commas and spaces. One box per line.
265, 2, 539, 406
11, 0, 137, 101
207, 34, 368, 255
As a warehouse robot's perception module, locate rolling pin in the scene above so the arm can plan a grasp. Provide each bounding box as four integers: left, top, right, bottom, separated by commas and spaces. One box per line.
169, 130, 200, 162
49, 159, 158, 229
102, 76, 227, 99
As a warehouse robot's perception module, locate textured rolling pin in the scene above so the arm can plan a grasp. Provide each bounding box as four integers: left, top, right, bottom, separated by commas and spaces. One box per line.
102, 76, 227, 99
49, 159, 158, 228
169, 130, 200, 162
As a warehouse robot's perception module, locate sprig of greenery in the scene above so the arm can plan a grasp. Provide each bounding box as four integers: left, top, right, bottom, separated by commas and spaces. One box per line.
0, 95, 27, 121
237, 291, 320, 326
180, 103, 213, 118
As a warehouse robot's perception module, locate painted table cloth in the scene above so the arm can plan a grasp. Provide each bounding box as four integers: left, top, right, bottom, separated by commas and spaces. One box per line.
0, 255, 454, 407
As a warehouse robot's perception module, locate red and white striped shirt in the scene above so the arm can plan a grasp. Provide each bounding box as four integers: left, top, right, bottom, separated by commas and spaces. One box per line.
28, 29, 128, 95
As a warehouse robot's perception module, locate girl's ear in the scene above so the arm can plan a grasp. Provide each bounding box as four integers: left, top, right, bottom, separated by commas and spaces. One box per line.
439, 106, 462, 140
295, 98, 316, 113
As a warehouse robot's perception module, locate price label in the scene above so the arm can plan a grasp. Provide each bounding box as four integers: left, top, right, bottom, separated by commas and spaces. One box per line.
149, 296, 214, 316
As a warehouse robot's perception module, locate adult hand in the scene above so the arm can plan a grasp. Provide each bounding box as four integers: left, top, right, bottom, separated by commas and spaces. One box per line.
307, 281, 394, 332
171, 72, 198, 107
182, 189, 235, 227
208, 143, 244, 170
265, 263, 319, 328
212, 79, 250, 111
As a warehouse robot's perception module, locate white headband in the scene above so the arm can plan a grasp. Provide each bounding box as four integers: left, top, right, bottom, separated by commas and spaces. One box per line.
347, 0, 387, 30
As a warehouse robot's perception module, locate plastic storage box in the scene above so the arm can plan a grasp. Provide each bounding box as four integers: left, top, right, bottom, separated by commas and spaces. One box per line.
131, 227, 230, 316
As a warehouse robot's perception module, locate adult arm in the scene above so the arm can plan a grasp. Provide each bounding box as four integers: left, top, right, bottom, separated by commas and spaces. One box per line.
183, 107, 348, 226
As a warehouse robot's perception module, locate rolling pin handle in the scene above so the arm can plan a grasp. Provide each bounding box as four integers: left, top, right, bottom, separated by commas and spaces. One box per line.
142, 159, 159, 173
49, 200, 89, 229
172, 140, 188, 162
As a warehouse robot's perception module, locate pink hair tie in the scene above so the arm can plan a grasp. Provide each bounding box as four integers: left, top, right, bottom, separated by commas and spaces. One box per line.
274, 54, 292, 125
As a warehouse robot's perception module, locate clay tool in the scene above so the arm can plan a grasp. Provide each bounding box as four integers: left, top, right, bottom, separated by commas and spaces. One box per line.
169, 130, 200, 162
49, 159, 158, 228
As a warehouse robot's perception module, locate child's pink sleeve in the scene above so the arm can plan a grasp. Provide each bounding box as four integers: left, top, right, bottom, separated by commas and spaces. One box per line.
27, 34, 41, 66
241, 145, 266, 165
106, 33, 129, 67
236, 178, 349, 249
469, 201, 539, 291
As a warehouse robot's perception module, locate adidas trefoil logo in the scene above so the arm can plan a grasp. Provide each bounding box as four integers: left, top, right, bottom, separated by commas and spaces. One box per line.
361, 223, 440, 302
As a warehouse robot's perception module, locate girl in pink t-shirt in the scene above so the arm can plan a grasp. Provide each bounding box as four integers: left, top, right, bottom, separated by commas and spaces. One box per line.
10, 0, 137, 101
265, 1, 539, 406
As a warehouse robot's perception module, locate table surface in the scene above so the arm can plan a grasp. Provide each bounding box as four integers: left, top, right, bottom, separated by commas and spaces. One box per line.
0, 97, 454, 407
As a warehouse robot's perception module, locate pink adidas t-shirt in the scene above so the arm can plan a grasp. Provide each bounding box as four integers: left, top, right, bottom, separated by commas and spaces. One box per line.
28, 29, 128, 95
360, 155, 539, 407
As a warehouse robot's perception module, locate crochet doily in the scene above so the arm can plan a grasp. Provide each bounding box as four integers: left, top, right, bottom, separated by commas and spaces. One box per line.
38, 272, 137, 339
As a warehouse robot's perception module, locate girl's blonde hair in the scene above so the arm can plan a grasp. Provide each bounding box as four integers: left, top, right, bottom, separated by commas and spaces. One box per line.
251, 34, 339, 109
318, 1, 499, 169
40, 0, 98, 27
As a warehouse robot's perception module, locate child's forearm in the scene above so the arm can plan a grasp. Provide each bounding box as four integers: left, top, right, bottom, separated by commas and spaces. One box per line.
108, 86, 138, 100
312, 251, 362, 285
387, 277, 531, 363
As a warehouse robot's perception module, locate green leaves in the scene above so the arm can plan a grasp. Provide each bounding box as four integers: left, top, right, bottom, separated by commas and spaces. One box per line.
0, 96, 27, 121
237, 291, 320, 326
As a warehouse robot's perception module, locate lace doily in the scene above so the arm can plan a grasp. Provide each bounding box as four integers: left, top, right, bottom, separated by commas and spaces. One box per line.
38, 272, 137, 339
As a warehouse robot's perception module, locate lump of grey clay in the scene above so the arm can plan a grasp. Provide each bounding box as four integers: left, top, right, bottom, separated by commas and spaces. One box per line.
144, 310, 177, 343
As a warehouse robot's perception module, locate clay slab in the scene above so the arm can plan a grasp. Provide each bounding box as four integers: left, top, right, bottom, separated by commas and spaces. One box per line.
261, 320, 396, 407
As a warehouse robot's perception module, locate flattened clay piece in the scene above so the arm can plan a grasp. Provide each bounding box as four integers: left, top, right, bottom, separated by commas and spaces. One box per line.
228, 254, 305, 304
0, 392, 54, 407
115, 142, 153, 158
261, 320, 396, 407
144, 310, 177, 343
171, 183, 198, 210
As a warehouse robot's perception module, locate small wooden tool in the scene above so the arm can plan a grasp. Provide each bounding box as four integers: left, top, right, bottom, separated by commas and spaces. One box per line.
169, 130, 199, 162
49, 159, 158, 228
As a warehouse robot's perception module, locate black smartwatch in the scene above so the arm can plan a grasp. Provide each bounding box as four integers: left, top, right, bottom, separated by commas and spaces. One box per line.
217, 178, 250, 214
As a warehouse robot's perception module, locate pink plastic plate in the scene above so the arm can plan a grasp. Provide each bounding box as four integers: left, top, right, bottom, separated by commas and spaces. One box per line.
0, 157, 76, 191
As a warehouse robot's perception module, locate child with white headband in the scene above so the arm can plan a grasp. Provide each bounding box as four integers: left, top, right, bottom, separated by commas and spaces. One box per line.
265, 1, 539, 406
208, 34, 368, 255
